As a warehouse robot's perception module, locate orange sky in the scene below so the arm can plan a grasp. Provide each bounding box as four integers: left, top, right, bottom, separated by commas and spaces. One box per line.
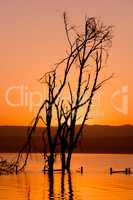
0, 0, 132, 126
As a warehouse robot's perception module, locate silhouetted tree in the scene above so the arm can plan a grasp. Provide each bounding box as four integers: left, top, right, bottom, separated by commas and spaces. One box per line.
0, 12, 113, 175
61, 13, 113, 171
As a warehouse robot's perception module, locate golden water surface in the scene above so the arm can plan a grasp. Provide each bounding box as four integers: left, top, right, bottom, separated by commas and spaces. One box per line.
0, 154, 133, 200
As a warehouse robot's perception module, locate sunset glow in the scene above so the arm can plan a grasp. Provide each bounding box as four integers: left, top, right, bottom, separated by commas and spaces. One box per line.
0, 0, 132, 126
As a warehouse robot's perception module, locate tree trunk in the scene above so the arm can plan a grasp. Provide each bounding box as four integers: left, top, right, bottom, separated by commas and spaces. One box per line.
48, 151, 54, 174
68, 171, 73, 199
61, 139, 67, 172
61, 170, 65, 198
61, 149, 66, 173
66, 149, 72, 172
48, 168, 54, 199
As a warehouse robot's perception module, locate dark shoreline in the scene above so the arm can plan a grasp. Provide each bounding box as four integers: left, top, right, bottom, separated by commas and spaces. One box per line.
0, 125, 133, 153
1, 151, 133, 154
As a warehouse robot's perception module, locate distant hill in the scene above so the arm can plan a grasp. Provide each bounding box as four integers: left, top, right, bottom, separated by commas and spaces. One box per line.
0, 125, 133, 153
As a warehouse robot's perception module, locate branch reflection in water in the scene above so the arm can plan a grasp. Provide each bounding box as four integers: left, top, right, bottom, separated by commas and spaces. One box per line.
16, 171, 76, 200
48, 171, 74, 200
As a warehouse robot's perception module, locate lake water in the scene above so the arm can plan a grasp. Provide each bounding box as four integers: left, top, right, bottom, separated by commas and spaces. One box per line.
0, 153, 133, 200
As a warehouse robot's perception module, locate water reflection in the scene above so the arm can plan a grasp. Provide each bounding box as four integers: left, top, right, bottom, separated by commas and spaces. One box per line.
48, 172, 54, 199
48, 171, 74, 200
68, 172, 74, 200
61, 172, 65, 198
25, 175, 31, 200
61, 172, 74, 200
1, 154, 133, 200
16, 171, 75, 200
16, 173, 31, 200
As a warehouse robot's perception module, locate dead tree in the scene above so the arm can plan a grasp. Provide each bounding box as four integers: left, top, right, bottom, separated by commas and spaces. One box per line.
16, 13, 113, 173
61, 13, 113, 171
54, 99, 70, 172
13, 17, 84, 173
1, 13, 113, 175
